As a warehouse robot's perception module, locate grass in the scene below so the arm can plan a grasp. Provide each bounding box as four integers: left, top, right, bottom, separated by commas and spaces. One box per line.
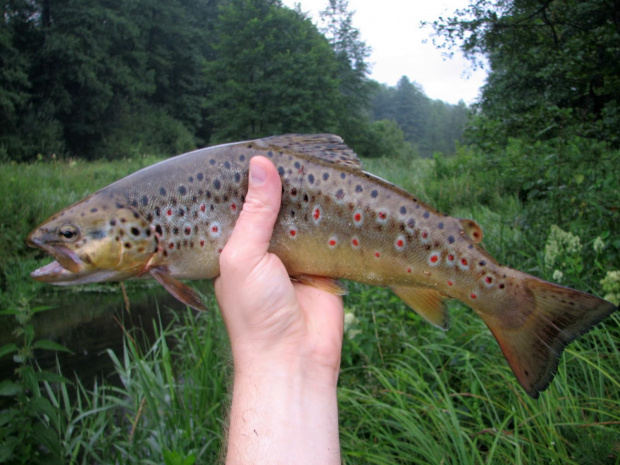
1, 149, 618, 463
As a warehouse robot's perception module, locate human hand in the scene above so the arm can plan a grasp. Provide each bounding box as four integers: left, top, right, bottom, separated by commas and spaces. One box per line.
215, 156, 343, 464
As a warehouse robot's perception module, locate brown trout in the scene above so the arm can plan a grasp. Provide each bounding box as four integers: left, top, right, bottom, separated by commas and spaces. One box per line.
27, 134, 616, 398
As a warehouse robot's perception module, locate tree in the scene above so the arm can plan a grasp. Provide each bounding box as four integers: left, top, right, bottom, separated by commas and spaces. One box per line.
431, 0, 620, 147
206, 0, 342, 141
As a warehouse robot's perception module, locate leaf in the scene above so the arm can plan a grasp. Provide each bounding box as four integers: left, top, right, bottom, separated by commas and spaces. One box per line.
574, 173, 585, 185
0, 343, 19, 360
0, 380, 22, 397
33, 340, 73, 354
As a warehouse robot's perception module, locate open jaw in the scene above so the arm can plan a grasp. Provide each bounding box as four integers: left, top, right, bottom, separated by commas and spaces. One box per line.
30, 245, 86, 284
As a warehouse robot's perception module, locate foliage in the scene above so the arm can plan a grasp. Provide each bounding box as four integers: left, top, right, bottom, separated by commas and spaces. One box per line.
371, 77, 470, 157
206, 0, 341, 141
0, 301, 71, 464
430, 0, 620, 147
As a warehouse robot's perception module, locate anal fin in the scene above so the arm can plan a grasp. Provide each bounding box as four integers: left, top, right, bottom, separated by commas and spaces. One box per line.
293, 274, 348, 296
390, 285, 451, 330
149, 266, 207, 311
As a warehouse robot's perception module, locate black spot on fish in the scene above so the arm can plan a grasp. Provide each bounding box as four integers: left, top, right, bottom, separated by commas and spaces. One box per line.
89, 230, 106, 239
448, 235, 455, 244
479, 260, 486, 266
130, 199, 138, 207
178, 186, 187, 195
209, 159, 216, 165
371, 190, 378, 198
133, 212, 139, 219
294, 161, 301, 170
155, 206, 161, 217
145, 230, 151, 237
336, 189, 344, 200
214, 179, 221, 190
124, 243, 132, 249
278, 166, 285, 176
400, 206, 407, 215
303, 193, 309, 202
155, 224, 163, 235
197, 173, 204, 181
355, 185, 363, 193
308, 174, 315, 184
110, 220, 116, 226
290, 210, 296, 218
239, 154, 246, 161
268, 151, 274, 157
468, 244, 474, 249
159, 187, 166, 196
90, 208, 98, 213
173, 227, 179, 235
206, 190, 212, 199
234, 172, 241, 183
438, 222, 444, 229
131, 227, 140, 236
224, 161, 231, 169
423, 211, 430, 219
340, 173, 346, 179
323, 173, 329, 181
188, 176, 194, 183
178, 208, 185, 217
407, 218, 416, 229
116, 202, 124, 209
141, 196, 148, 206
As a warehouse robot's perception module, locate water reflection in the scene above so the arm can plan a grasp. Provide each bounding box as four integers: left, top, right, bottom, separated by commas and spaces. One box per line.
0, 283, 209, 386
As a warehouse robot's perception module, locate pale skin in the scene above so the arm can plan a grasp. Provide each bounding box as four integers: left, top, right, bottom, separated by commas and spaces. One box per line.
214, 156, 344, 465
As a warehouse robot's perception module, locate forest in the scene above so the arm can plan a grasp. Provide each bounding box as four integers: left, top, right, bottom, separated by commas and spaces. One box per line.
1, 0, 619, 463
1, 0, 467, 160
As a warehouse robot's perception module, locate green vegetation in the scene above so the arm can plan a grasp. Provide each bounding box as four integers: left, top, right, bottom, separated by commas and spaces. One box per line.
1, 0, 466, 161
1, 0, 619, 462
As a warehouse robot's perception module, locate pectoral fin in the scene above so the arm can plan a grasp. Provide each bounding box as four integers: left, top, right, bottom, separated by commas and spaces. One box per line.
149, 266, 207, 311
390, 285, 451, 330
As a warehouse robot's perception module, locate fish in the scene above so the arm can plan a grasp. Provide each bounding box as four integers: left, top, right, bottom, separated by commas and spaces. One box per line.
27, 134, 617, 398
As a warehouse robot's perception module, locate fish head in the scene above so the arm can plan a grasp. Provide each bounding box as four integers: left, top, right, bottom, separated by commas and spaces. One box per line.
27, 195, 157, 285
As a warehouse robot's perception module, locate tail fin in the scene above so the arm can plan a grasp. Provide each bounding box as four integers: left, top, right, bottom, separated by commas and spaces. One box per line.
476, 276, 617, 398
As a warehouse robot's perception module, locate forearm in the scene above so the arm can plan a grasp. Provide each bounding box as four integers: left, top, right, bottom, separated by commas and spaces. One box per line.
225, 358, 341, 465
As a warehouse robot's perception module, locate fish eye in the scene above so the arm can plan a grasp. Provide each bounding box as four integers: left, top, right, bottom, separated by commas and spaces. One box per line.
58, 225, 79, 241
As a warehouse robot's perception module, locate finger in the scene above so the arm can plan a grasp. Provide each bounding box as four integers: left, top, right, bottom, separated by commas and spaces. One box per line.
220, 156, 282, 274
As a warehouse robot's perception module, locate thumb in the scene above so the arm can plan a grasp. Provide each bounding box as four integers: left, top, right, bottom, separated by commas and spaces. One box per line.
220, 156, 282, 273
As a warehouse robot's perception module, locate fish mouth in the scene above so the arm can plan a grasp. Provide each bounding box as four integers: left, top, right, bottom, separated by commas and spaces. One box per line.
28, 236, 85, 283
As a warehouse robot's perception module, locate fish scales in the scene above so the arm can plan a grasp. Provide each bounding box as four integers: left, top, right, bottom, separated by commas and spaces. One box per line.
27, 134, 617, 398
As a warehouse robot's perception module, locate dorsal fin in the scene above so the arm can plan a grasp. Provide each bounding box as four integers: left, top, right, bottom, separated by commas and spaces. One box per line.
253, 134, 362, 169
459, 218, 484, 244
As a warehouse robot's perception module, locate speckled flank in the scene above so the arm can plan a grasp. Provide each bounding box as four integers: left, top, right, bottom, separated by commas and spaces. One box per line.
28, 134, 618, 398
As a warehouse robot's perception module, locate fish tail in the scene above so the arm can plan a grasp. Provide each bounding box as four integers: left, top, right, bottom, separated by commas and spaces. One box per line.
473, 275, 617, 398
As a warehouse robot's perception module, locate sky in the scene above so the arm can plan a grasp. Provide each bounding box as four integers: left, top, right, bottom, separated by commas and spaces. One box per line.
281, 0, 487, 105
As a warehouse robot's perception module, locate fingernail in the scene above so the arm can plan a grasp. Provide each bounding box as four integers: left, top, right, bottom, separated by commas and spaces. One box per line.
250, 161, 266, 185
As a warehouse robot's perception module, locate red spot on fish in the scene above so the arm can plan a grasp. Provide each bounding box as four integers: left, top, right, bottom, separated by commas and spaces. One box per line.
184, 227, 191, 235
461, 258, 468, 266
448, 254, 455, 261
422, 231, 428, 239
200, 239, 205, 247
448, 280, 454, 286
374, 251, 381, 258
167, 209, 173, 216
485, 276, 493, 284
470, 292, 477, 299
289, 228, 297, 238
168, 243, 174, 249
351, 237, 360, 248
397, 239, 404, 247
312, 206, 322, 224
354, 212, 362, 222
218, 248, 223, 254
200, 204, 206, 212
430, 255, 438, 263
231, 202, 237, 212
212, 225, 219, 233
329, 239, 337, 246
407, 267, 412, 273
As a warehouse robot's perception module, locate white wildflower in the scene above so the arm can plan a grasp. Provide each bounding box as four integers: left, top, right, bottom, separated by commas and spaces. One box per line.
593, 236, 605, 254
344, 311, 361, 340
552, 270, 564, 283
544, 225, 582, 269
601, 270, 620, 306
